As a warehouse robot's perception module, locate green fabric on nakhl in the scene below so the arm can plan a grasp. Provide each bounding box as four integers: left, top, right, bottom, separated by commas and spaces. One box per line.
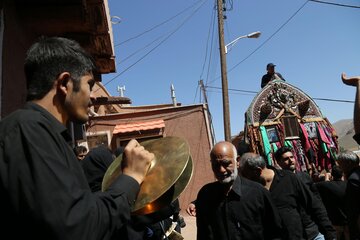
260, 126, 272, 165
285, 140, 293, 148
272, 143, 278, 153
322, 142, 328, 153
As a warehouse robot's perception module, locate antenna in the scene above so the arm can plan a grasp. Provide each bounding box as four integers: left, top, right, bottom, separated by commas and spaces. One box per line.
171, 84, 177, 107
117, 85, 126, 97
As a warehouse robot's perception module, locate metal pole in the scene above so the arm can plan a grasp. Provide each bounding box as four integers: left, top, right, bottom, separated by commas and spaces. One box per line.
216, 0, 231, 141
225, 35, 246, 54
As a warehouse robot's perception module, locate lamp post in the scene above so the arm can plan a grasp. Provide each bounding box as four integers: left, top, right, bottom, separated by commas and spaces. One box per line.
225, 31, 261, 54
216, 0, 261, 141
216, 0, 231, 141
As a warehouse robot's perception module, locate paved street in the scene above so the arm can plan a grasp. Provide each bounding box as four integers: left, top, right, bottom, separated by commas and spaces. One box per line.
179, 215, 196, 239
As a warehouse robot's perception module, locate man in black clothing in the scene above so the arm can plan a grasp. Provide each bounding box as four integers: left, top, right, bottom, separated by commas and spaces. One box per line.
240, 152, 336, 240
336, 151, 360, 239
261, 63, 285, 88
0, 37, 154, 240
196, 141, 282, 240
274, 146, 336, 240
316, 165, 349, 240
81, 145, 115, 192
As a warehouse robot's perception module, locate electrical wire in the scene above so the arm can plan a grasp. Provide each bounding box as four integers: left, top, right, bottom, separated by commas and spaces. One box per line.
309, 0, 360, 8
101, 0, 208, 89
227, 0, 310, 75
193, 82, 200, 103
114, 0, 206, 47
207, 0, 311, 85
199, 2, 216, 83
205, 85, 355, 103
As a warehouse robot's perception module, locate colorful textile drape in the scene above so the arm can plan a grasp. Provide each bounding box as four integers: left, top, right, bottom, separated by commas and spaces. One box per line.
260, 126, 273, 165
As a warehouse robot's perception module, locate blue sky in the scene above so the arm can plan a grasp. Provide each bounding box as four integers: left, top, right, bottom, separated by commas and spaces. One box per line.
103, 0, 360, 141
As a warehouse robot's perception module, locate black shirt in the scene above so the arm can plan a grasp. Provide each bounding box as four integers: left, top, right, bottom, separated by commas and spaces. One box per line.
269, 167, 335, 240
0, 102, 140, 240
295, 171, 336, 240
81, 145, 115, 192
345, 167, 360, 239
261, 72, 285, 88
315, 179, 347, 226
196, 176, 282, 240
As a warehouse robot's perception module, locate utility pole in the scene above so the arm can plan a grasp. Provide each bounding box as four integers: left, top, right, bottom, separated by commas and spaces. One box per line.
200, 80, 216, 146
199, 80, 209, 106
216, 0, 231, 141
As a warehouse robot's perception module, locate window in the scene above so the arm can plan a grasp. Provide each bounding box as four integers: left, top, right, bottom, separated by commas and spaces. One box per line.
86, 131, 111, 150
282, 115, 299, 139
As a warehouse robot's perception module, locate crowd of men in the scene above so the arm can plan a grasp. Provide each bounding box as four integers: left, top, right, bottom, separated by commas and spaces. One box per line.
0, 36, 359, 240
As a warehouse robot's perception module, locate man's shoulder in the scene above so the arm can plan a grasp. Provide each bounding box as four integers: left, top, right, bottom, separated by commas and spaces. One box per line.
239, 177, 270, 196
0, 105, 53, 138
198, 181, 219, 193
197, 181, 221, 202
349, 167, 360, 182
241, 176, 264, 188
262, 73, 270, 80
276, 168, 299, 182
295, 171, 313, 183
0, 108, 36, 129
316, 180, 346, 189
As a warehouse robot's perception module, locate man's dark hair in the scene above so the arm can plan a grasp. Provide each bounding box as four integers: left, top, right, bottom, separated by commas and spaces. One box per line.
73, 145, 88, 156
331, 165, 343, 180
274, 146, 293, 161
239, 152, 266, 170
24, 36, 96, 101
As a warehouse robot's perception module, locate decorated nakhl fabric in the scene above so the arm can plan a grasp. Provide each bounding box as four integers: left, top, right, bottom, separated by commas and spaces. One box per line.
242, 79, 338, 173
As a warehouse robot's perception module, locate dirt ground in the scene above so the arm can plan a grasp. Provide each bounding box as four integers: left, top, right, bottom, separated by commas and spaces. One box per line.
178, 215, 196, 239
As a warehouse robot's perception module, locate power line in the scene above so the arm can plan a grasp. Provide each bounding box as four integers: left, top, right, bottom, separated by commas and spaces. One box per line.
227, 1, 309, 73
208, 0, 311, 85
205, 86, 355, 103
309, 0, 360, 8
101, 0, 207, 89
114, 0, 206, 47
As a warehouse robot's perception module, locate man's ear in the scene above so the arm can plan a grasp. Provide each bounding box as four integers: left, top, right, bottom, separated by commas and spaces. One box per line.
255, 167, 262, 177
57, 72, 71, 94
236, 156, 240, 168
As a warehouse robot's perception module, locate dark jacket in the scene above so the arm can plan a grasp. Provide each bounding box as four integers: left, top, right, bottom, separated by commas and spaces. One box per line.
196, 176, 283, 240
261, 72, 285, 88
268, 167, 335, 240
0, 102, 139, 240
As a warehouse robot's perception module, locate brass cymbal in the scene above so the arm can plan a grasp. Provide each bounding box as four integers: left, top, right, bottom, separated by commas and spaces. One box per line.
102, 136, 193, 215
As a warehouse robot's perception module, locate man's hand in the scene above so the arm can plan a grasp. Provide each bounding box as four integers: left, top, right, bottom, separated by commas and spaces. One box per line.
186, 203, 196, 217
341, 72, 360, 87
122, 139, 154, 185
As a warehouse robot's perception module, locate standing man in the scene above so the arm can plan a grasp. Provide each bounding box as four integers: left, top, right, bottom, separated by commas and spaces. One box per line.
239, 152, 335, 240
316, 165, 349, 240
261, 62, 285, 88
274, 146, 336, 240
0, 36, 154, 240
196, 141, 282, 240
336, 151, 360, 239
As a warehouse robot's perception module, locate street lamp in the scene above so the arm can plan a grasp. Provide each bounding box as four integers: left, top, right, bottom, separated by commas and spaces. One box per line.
216, 0, 261, 141
225, 31, 261, 54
